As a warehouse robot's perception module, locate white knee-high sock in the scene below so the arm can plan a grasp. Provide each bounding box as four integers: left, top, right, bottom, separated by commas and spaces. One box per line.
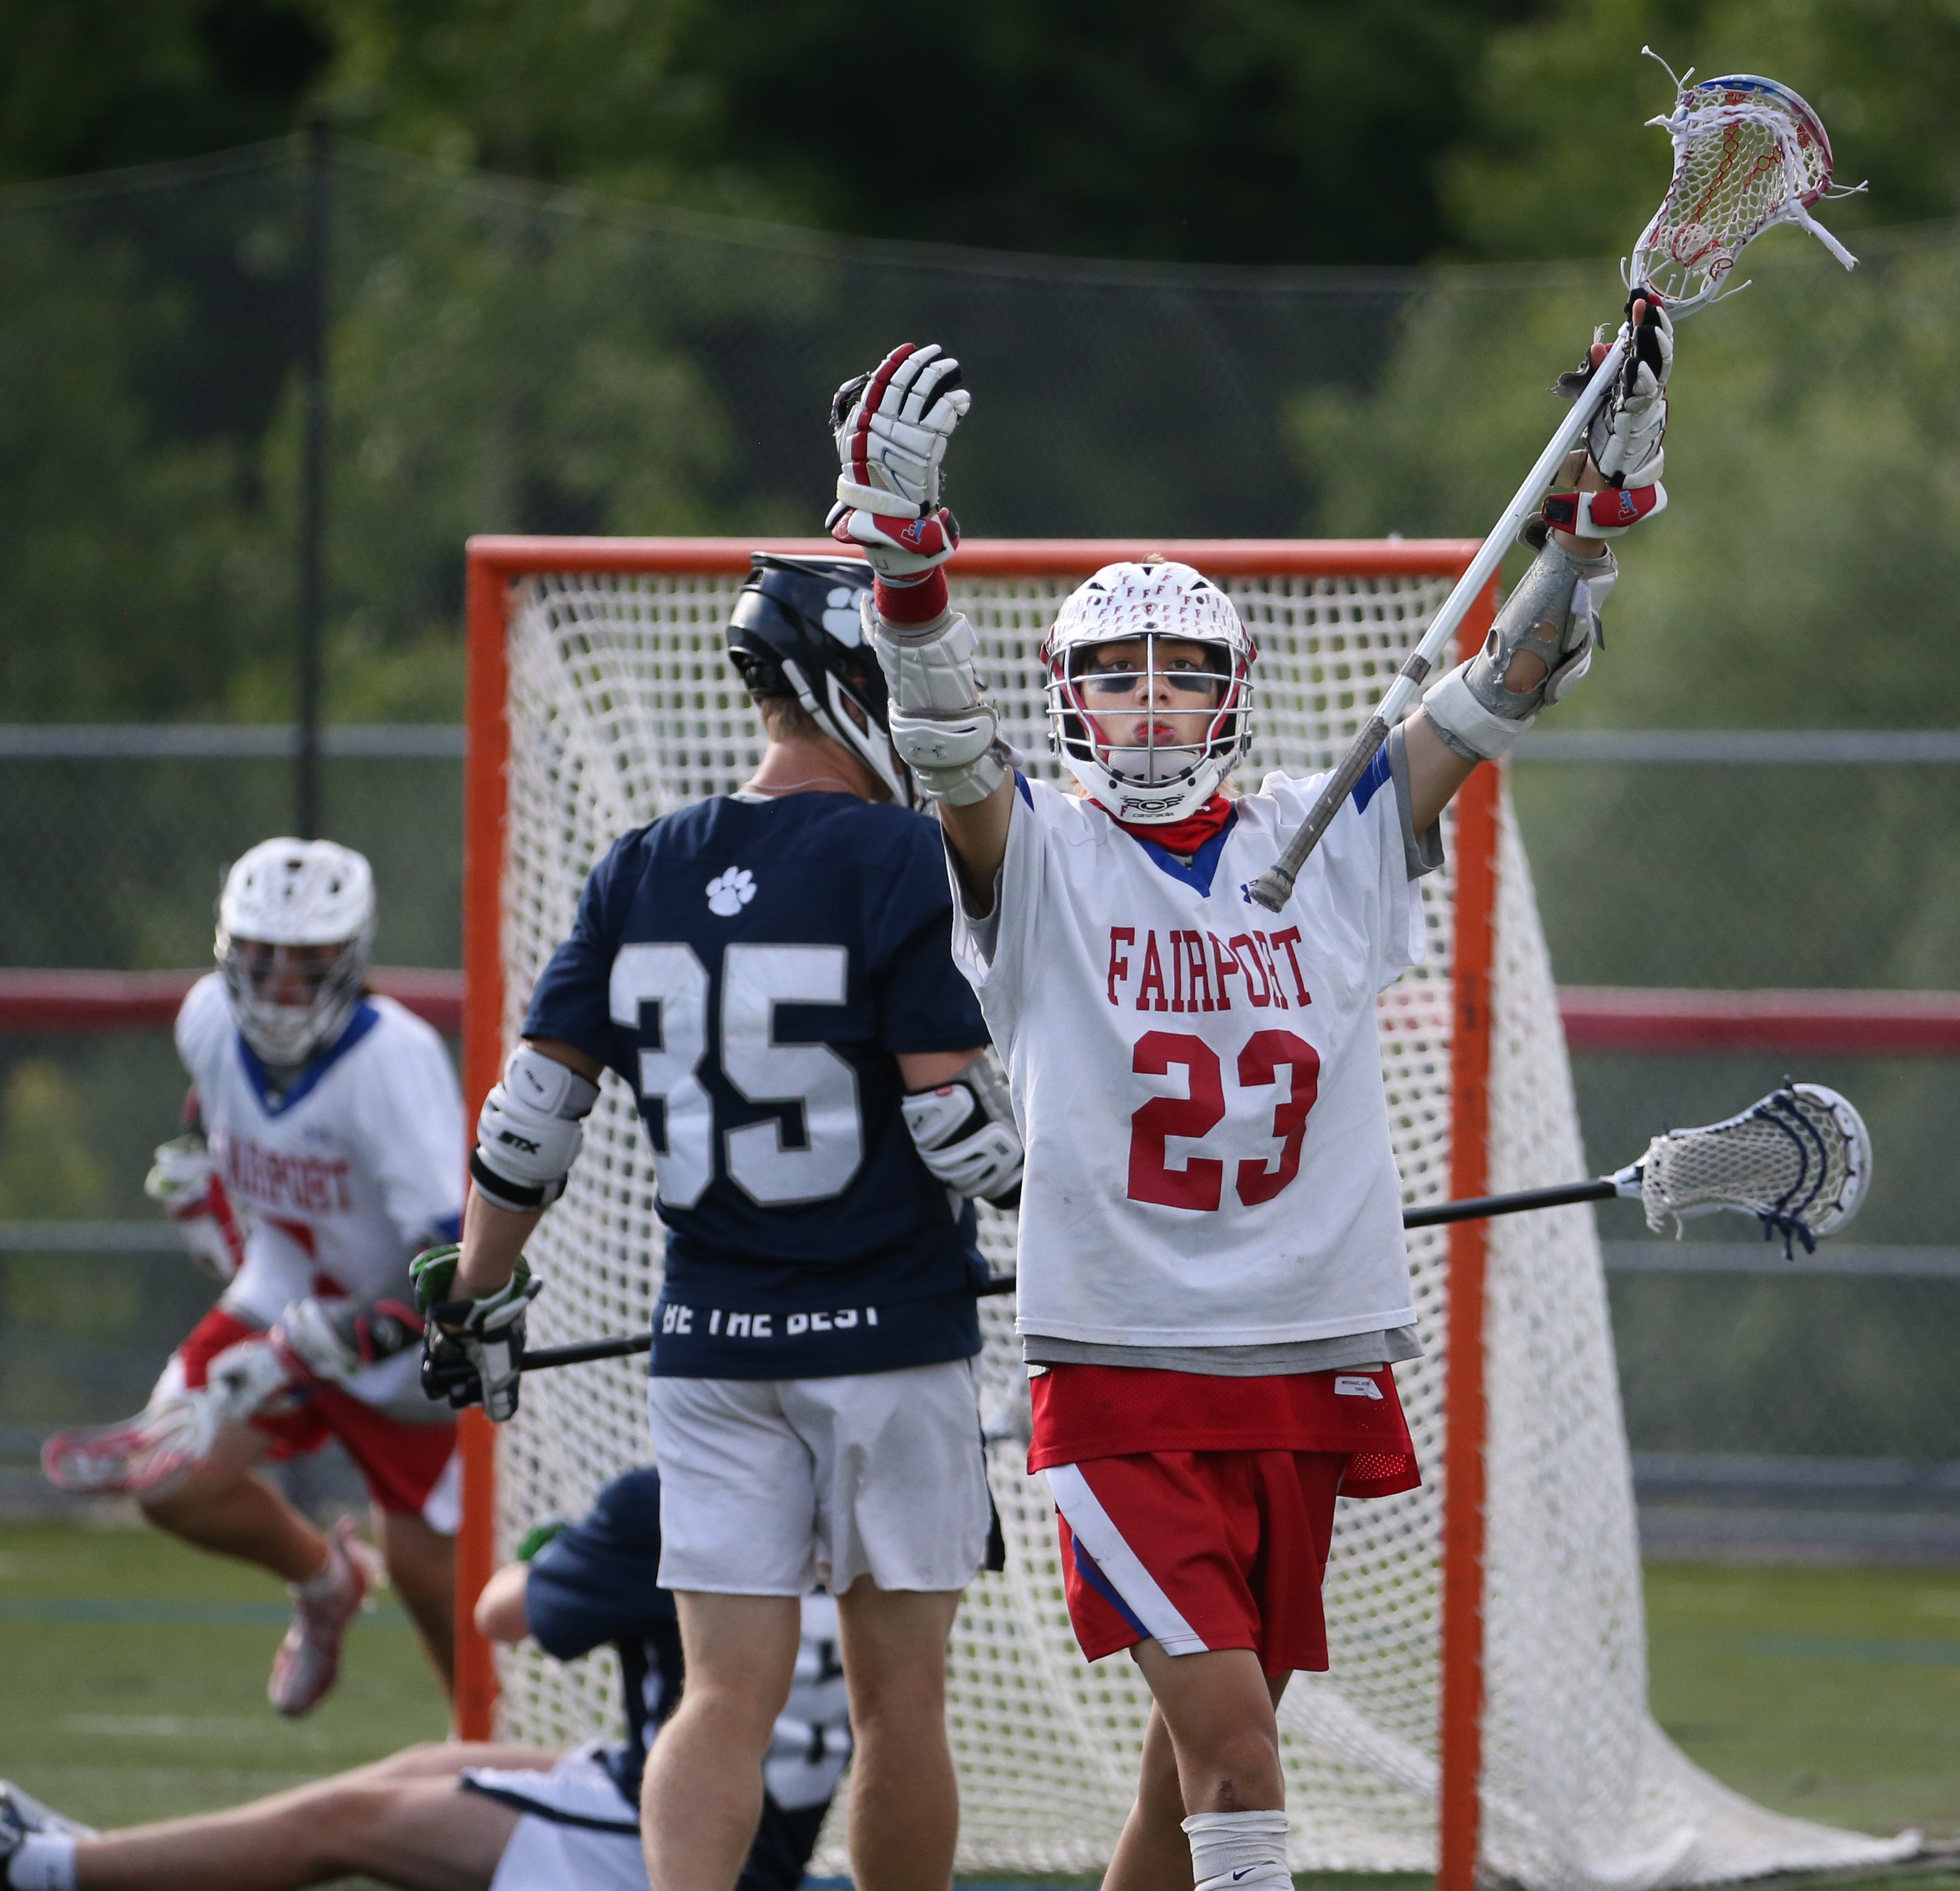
1182, 1808, 1291, 1891
6, 1834, 77, 1891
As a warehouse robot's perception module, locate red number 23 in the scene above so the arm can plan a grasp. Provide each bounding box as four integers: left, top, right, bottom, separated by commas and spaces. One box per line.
1127, 1028, 1321, 1212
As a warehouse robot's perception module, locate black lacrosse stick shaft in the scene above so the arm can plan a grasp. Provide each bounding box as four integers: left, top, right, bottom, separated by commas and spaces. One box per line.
513, 1182, 1638, 1374
513, 1273, 1022, 1373
1402, 1176, 1620, 1228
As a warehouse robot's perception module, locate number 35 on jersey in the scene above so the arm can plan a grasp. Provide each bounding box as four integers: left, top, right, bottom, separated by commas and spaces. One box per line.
611, 941, 863, 1209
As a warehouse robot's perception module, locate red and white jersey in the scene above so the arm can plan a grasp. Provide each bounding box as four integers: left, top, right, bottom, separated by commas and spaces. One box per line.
175, 973, 464, 1405
952, 767, 1424, 1350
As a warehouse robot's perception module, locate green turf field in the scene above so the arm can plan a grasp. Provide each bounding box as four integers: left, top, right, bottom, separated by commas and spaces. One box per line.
1, 1520, 1954, 1888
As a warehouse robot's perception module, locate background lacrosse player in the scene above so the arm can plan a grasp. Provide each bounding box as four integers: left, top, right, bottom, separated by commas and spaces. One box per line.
86, 839, 465, 1717
0, 1467, 849, 1891
425, 543, 1022, 1891
847, 313, 1672, 1891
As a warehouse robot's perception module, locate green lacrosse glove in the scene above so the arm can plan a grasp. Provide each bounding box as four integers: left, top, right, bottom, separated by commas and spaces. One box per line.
410, 1244, 542, 1424
514, 1519, 570, 1563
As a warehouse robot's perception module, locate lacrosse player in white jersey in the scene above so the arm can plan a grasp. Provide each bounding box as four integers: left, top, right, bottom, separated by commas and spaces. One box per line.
840, 311, 1672, 1891
115, 839, 463, 1715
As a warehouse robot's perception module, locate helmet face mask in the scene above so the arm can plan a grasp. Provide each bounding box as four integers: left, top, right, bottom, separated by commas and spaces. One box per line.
1042, 562, 1256, 824
726, 554, 908, 805
215, 839, 376, 1066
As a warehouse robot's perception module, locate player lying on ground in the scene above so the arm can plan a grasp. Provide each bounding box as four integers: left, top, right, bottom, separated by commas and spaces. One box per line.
843, 317, 1671, 1891
0, 1467, 850, 1891
63, 841, 466, 1716
417, 549, 1022, 1891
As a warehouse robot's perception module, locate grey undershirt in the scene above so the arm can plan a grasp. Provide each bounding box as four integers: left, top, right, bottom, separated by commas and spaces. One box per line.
1021, 1326, 1424, 1376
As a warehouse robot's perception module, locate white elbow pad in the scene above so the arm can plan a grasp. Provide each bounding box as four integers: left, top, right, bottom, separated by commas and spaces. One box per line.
901, 1053, 1024, 1207
471, 1046, 600, 1214
871, 601, 1013, 806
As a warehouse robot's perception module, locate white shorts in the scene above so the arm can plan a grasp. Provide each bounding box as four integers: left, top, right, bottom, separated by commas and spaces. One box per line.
646, 1358, 991, 1595
466, 1745, 643, 1891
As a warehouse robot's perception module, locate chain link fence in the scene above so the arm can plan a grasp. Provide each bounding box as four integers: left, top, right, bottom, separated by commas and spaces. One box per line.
3, 140, 1957, 1553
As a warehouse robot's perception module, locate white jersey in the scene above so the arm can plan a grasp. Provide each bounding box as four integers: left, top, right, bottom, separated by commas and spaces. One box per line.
175, 972, 465, 1406
953, 766, 1426, 1350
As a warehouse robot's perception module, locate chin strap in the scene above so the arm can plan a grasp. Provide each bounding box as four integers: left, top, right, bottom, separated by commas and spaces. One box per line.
1106, 791, 1235, 854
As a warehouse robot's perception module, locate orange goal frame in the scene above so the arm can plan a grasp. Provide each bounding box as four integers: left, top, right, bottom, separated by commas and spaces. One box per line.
459, 534, 1498, 1889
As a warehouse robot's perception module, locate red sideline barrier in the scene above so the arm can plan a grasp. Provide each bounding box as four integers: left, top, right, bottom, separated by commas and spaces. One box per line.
5, 971, 1960, 1056
1558, 985, 1960, 1057
0, 967, 464, 1036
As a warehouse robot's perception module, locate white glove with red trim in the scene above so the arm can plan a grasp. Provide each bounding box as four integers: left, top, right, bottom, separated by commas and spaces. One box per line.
145, 1134, 248, 1282
827, 342, 969, 578
1545, 297, 1673, 538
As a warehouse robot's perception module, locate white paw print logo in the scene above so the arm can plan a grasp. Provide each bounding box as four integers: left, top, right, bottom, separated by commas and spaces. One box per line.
822, 585, 864, 644
706, 867, 757, 917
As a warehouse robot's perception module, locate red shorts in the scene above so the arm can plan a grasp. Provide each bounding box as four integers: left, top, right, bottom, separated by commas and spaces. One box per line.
176, 1307, 459, 1529
1049, 1449, 1348, 1674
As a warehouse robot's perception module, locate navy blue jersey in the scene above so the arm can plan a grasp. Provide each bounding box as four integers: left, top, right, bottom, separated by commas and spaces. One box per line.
523, 1471, 682, 1808
524, 792, 991, 1378
521, 1467, 850, 1888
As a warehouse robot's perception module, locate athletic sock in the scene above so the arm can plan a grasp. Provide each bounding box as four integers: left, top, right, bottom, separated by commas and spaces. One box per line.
1182, 1808, 1291, 1891
7, 1834, 78, 1891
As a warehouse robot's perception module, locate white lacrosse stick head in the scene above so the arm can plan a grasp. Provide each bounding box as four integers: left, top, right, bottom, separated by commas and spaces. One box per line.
39, 1338, 296, 1497
1629, 57, 1862, 316
1636, 1082, 1872, 1253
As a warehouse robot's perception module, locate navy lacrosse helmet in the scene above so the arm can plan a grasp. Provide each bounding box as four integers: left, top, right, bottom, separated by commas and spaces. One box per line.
726, 554, 909, 805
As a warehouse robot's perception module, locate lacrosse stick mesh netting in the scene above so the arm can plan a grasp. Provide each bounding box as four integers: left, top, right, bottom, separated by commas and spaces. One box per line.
484, 551, 1911, 1889
1631, 72, 1855, 313
1640, 1083, 1871, 1245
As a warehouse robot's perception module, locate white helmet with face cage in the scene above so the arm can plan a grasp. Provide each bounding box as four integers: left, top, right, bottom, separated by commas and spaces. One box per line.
1040, 560, 1257, 824
215, 838, 376, 1066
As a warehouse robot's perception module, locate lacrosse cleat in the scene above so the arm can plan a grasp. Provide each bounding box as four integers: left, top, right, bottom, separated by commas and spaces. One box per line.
1, 1780, 99, 1857
268, 1515, 385, 1717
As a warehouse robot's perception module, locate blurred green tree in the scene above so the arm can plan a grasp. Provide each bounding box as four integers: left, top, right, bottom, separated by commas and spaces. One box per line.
0, 0, 330, 181
1444, 0, 1959, 260
0, 1062, 109, 1216
319, 0, 1537, 265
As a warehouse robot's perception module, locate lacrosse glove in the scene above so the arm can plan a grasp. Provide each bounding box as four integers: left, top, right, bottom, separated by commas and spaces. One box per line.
410, 1243, 541, 1423
1546, 294, 1674, 538
280, 1295, 425, 1385
826, 342, 969, 579
145, 1134, 249, 1282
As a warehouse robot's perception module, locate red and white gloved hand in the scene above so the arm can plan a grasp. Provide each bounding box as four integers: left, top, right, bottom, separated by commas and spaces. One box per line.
1546, 294, 1674, 538
827, 343, 970, 602
145, 1134, 248, 1282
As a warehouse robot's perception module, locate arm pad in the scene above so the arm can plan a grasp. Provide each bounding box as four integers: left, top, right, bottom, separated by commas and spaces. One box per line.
1422, 531, 1616, 762
901, 1053, 1024, 1207
470, 1045, 601, 1214
870, 599, 1012, 805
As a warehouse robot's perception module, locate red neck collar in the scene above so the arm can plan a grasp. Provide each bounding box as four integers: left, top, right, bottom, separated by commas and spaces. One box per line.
1104, 792, 1235, 856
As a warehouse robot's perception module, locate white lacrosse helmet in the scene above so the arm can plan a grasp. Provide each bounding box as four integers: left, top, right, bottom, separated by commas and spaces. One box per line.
215, 838, 376, 1066
1041, 560, 1257, 824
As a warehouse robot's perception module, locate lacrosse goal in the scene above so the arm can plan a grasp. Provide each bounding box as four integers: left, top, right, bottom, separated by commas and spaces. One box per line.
458, 535, 1910, 1891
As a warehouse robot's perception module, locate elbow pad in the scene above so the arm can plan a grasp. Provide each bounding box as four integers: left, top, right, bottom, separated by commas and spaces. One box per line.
1422, 531, 1616, 761
901, 1053, 1024, 1208
470, 1046, 600, 1214
870, 599, 1012, 806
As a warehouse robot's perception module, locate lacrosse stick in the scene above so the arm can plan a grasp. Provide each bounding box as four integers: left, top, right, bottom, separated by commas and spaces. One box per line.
42, 1336, 296, 1497
480, 1082, 1870, 1379
1409, 1081, 1870, 1255
1247, 54, 1862, 912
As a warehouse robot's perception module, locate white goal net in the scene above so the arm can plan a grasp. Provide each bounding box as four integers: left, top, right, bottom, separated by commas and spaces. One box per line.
476, 542, 1911, 1890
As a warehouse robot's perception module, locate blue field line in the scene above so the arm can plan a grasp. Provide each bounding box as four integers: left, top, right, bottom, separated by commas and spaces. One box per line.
1734, 1632, 1960, 1669
0, 1598, 413, 1627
